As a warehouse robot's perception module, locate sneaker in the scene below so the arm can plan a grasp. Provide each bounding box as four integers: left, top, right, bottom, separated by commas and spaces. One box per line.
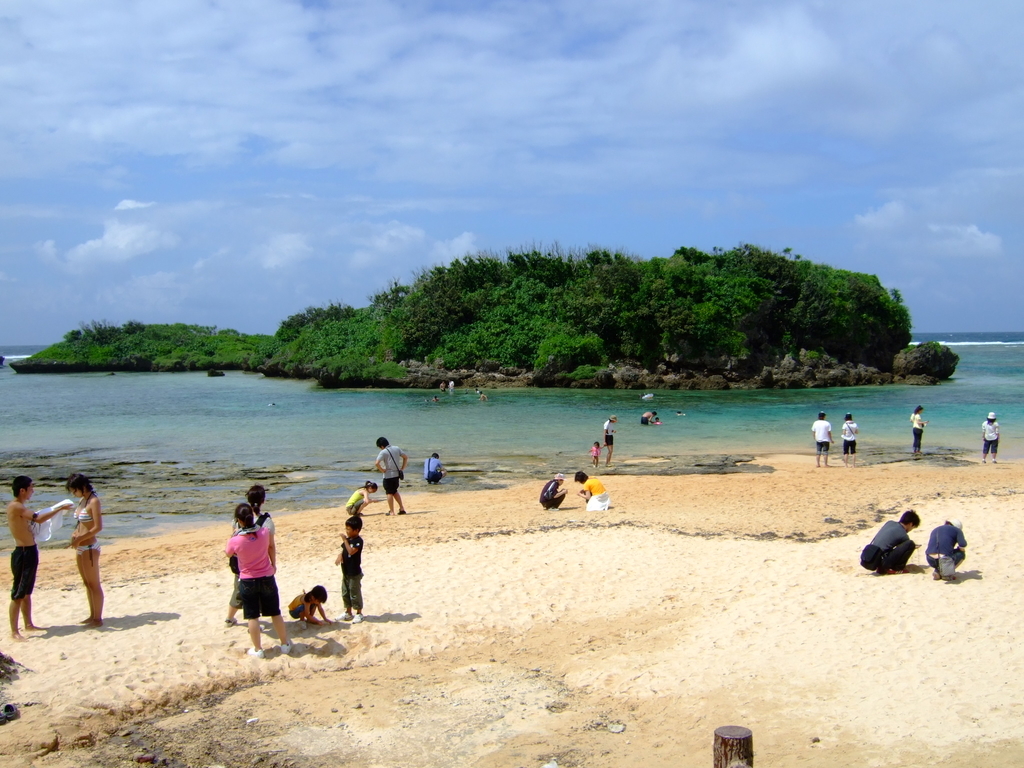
337, 613, 353, 622
352, 614, 363, 624
247, 648, 265, 659
280, 644, 292, 655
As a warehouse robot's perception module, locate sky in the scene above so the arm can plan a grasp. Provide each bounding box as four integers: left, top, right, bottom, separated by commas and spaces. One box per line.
2, 0, 1023, 344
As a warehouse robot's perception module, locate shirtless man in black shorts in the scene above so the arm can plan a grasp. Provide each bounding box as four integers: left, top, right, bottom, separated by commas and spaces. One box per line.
7, 476, 65, 640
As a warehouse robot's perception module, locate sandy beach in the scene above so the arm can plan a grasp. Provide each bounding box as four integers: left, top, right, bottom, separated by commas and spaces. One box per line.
2, 453, 1023, 767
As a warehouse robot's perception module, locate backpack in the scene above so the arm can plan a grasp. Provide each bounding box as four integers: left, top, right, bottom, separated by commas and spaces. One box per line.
860, 544, 882, 571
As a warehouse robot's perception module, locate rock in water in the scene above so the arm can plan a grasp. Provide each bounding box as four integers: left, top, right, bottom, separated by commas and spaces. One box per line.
892, 342, 959, 380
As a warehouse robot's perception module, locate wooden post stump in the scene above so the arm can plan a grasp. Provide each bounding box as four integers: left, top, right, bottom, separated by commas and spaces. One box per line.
713, 725, 753, 768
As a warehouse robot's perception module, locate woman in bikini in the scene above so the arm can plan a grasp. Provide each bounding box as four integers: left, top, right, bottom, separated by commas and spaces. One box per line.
67, 473, 104, 627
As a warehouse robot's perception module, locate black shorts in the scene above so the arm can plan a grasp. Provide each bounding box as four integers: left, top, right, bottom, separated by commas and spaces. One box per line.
238, 575, 282, 620
11, 545, 40, 600
382, 476, 400, 495
604, 434, 614, 446
843, 440, 857, 455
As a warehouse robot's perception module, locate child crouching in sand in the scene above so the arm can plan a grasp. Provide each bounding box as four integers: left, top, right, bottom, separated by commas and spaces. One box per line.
334, 516, 365, 623
345, 482, 378, 517
288, 585, 331, 625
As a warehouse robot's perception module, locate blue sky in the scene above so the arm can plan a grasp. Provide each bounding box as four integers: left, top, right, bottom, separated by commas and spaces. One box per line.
2, 1, 1023, 344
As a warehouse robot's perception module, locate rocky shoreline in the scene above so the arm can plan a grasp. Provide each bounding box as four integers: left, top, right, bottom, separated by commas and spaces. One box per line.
11, 343, 958, 390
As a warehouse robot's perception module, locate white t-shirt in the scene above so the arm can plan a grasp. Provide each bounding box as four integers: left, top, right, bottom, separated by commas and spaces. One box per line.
842, 421, 858, 441
604, 420, 615, 435
812, 419, 832, 442
983, 421, 999, 441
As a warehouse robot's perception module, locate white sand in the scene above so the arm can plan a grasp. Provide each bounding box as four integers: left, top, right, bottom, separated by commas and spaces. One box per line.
2, 457, 1023, 767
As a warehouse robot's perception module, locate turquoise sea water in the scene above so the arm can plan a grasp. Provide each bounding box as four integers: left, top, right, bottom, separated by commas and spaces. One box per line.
1, 334, 1021, 539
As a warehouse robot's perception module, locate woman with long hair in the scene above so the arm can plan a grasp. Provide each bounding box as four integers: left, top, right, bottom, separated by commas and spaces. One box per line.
225, 502, 291, 658
67, 473, 104, 627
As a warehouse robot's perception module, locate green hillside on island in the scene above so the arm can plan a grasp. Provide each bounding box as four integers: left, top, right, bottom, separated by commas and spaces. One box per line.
16, 244, 916, 389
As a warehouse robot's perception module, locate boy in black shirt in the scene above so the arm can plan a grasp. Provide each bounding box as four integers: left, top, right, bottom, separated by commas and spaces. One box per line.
334, 516, 365, 623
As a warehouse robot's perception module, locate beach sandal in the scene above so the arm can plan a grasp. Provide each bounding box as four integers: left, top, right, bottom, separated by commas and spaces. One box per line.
3, 703, 19, 721
224, 617, 237, 626
398, 510, 407, 515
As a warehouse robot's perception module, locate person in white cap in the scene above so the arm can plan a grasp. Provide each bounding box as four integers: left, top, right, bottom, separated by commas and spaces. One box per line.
982, 412, 1000, 463
926, 518, 967, 581
539, 473, 567, 509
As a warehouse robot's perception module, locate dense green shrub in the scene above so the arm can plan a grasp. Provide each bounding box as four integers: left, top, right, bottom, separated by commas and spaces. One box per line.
28, 243, 912, 382
29, 321, 277, 370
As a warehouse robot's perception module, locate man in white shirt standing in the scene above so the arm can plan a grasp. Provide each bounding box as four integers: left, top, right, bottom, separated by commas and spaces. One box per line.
812, 411, 833, 467
982, 412, 999, 463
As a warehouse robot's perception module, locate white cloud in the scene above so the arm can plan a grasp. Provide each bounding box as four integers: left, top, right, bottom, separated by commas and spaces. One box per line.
431, 232, 476, 262
34, 239, 59, 264
854, 200, 907, 231
97, 271, 186, 312
65, 220, 178, 270
252, 233, 312, 269
926, 224, 1002, 257
114, 199, 155, 210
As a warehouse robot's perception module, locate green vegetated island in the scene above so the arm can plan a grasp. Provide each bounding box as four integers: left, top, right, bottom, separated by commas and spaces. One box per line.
12, 245, 959, 389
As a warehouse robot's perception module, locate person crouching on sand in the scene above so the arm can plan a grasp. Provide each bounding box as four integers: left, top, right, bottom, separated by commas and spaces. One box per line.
345, 481, 379, 517
539, 473, 568, 509
225, 503, 291, 658
288, 585, 331, 625
860, 510, 920, 575
926, 519, 967, 582
575, 471, 610, 511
